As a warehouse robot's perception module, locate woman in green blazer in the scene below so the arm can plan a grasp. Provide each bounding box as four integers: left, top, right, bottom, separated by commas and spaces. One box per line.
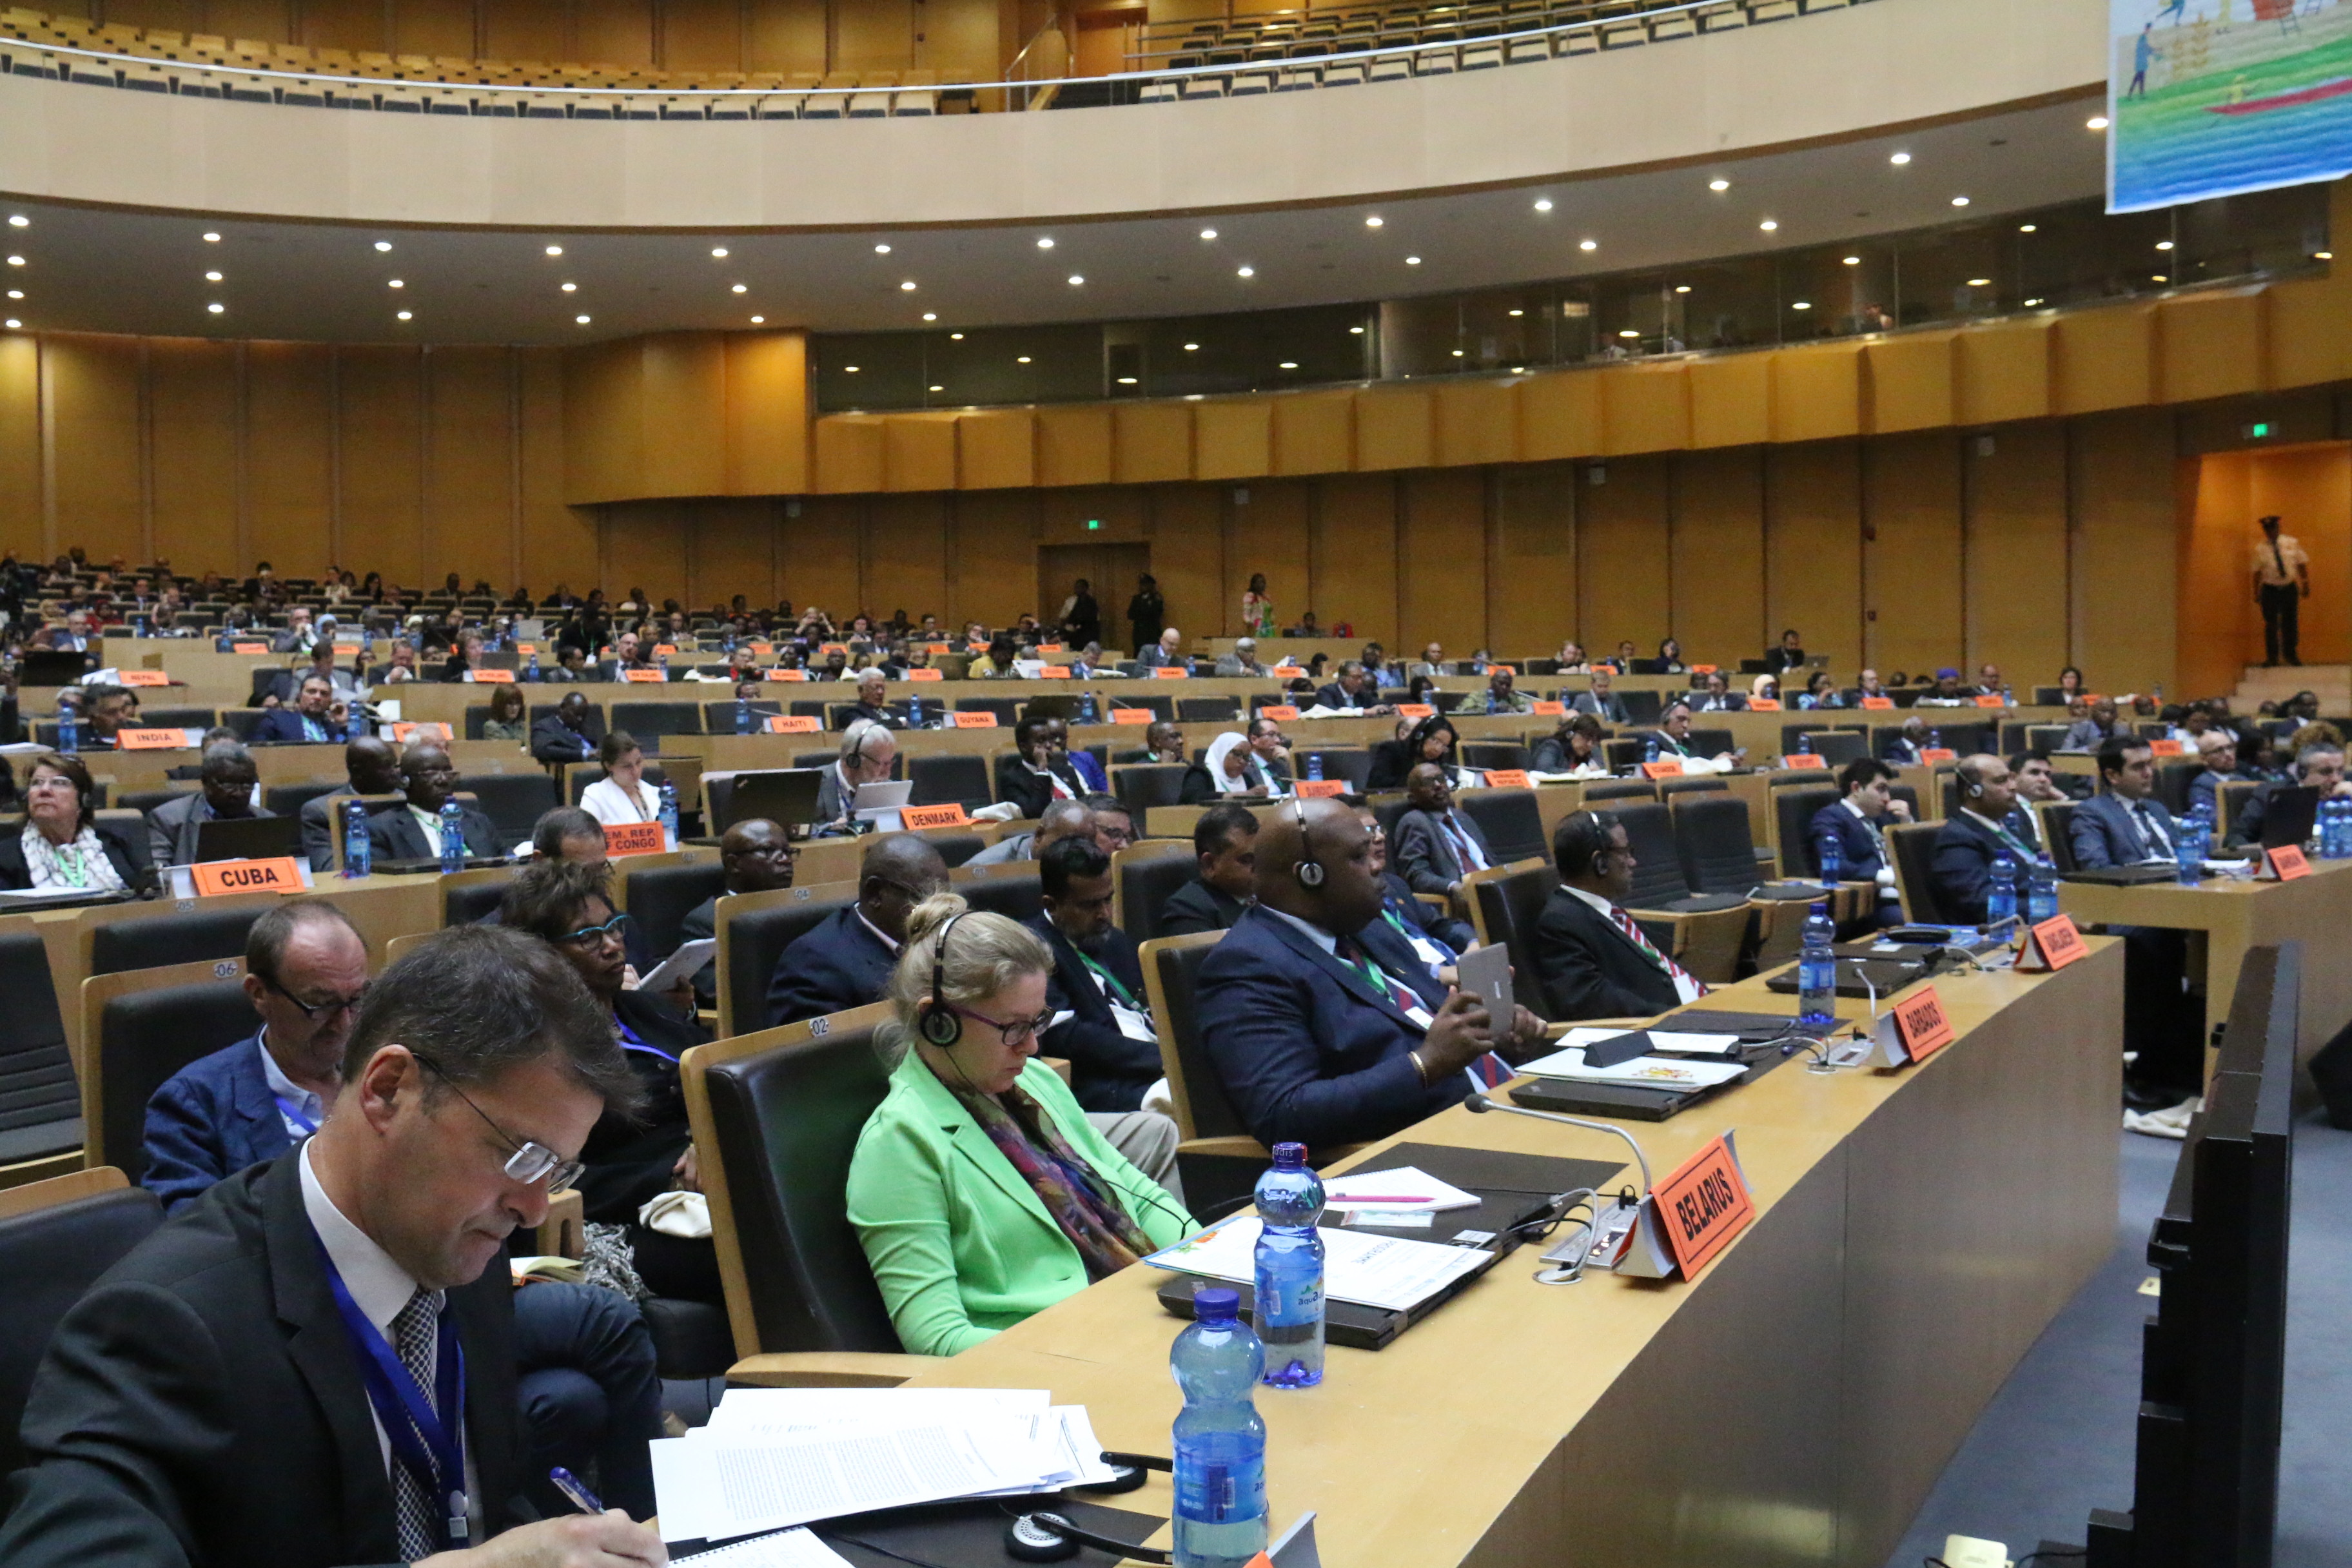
847, 895, 1195, 1356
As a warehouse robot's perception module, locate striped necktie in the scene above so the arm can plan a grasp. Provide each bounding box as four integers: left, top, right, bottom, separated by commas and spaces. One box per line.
1607, 906, 1708, 995
389, 1289, 444, 1563
1440, 812, 1487, 873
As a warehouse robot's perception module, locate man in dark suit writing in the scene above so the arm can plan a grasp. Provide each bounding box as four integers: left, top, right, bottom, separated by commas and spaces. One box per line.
0, 925, 662, 1568
1312, 660, 1393, 715
1193, 797, 1543, 1153
1527, 809, 1704, 1021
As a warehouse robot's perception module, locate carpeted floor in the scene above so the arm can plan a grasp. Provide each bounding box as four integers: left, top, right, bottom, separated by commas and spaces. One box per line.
1883, 1111, 2352, 1568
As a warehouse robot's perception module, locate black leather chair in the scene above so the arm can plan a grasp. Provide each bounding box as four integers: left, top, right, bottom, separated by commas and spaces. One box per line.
689, 1009, 904, 1360
88, 905, 266, 978
720, 889, 859, 1037
1672, 794, 1761, 897
1611, 803, 1745, 914
1602, 738, 1645, 770
2043, 801, 2080, 873
1690, 727, 1736, 757
1656, 777, 1727, 797
1774, 786, 1840, 877
1886, 822, 1952, 924
1462, 741, 1529, 773
2032, 686, 2068, 705
1790, 729, 1866, 765
952, 865, 1043, 925
1459, 789, 1545, 866
2027, 724, 2071, 752
908, 754, 993, 812
1621, 689, 1663, 723
2219, 779, 2262, 842
456, 772, 560, 852
0, 1173, 164, 1473
1178, 696, 1240, 724
1137, 930, 1266, 1213
1293, 747, 1371, 793
215, 709, 266, 743
609, 701, 703, 743
118, 785, 197, 818
1112, 764, 1190, 816
442, 868, 516, 927
927, 832, 986, 868
2154, 760, 2199, 816
0, 932, 80, 1170
703, 699, 783, 732
135, 705, 214, 731
262, 778, 346, 820
1583, 780, 1656, 803
91, 975, 257, 1180
620, 859, 729, 957
1115, 843, 1199, 943
1468, 864, 1563, 1021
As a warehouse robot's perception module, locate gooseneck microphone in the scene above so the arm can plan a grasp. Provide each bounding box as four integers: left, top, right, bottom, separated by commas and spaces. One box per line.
1462, 1092, 1652, 1195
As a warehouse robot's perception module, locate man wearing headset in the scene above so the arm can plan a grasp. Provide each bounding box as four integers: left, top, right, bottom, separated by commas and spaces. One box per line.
815, 718, 898, 829
1928, 754, 2041, 923
1193, 796, 1544, 1153
1528, 810, 1702, 1021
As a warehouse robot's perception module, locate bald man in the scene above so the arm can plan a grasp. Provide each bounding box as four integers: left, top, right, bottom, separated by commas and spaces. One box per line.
299, 736, 403, 870
765, 832, 949, 1026
678, 818, 796, 1008
965, 798, 1094, 867
1193, 798, 1543, 1152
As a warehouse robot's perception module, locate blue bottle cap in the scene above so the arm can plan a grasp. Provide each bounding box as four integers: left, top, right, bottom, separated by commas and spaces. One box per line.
1809, 901, 1827, 916
1270, 1142, 1306, 1168
1193, 1286, 1241, 1324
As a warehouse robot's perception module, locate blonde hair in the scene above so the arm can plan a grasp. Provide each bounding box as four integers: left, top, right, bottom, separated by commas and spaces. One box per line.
878, 892, 1054, 1064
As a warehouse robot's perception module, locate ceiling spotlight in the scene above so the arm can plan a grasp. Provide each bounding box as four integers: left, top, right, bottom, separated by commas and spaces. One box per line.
397, 309, 413, 320
1951, 195, 1970, 206
1237, 265, 1255, 277
1036, 237, 1055, 250
1792, 300, 1812, 310
2087, 115, 2110, 130
575, 313, 591, 324
2024, 297, 2043, 307
2319, 250, 2337, 260
545, 244, 563, 256
5, 257, 21, 267
374, 240, 392, 252
1507, 308, 1524, 317
1966, 277, 1991, 287
1618, 329, 1639, 338
5, 291, 17, 300
1403, 257, 1420, 266
1451, 349, 1464, 357
930, 384, 945, 392
1017, 355, 1032, 364
1578, 239, 1597, 252
734, 283, 750, 293
710, 246, 729, 258
1365, 215, 1384, 228
1842, 255, 1861, 266
751, 315, 765, 324
5, 216, 24, 228
874, 243, 892, 254
2155, 239, 2175, 251
1533, 198, 1553, 212
207, 302, 224, 314
950, 332, 964, 340
1759, 220, 1778, 232
845, 365, 860, 373
3, 320, 17, 329
1200, 228, 1218, 240
387, 279, 404, 288
1184, 342, 1200, 351
1349, 325, 1365, 334
1708, 178, 1730, 192
1116, 376, 1138, 384
1674, 284, 1690, 294
1279, 360, 1298, 369
561, 282, 576, 293
204, 270, 222, 282
2153, 273, 2168, 283
202, 232, 220, 242
1067, 275, 1084, 286
1890, 152, 1911, 165
922, 311, 937, 321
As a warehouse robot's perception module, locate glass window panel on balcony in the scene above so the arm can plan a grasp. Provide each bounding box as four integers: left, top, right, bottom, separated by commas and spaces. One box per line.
813, 332, 925, 413
1890, 219, 2012, 328
921, 322, 1104, 408
1141, 304, 1372, 397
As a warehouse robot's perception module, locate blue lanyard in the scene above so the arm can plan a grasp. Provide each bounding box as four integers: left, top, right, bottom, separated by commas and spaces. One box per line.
316, 1240, 469, 1552
614, 1017, 680, 1064
273, 1094, 319, 1135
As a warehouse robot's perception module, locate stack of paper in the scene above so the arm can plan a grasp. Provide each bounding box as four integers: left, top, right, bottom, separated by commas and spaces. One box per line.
651, 1387, 1120, 1545
1515, 1037, 1750, 1092
1143, 1216, 1490, 1311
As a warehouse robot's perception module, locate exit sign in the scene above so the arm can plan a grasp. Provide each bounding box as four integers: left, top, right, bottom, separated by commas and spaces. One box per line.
1086, 518, 1101, 530
2246, 422, 2275, 439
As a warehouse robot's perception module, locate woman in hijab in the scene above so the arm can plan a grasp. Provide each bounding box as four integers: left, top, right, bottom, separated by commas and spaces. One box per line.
1179, 730, 1274, 803
1749, 672, 1781, 707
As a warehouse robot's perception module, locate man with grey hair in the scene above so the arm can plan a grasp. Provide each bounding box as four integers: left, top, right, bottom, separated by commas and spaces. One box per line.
146, 740, 271, 867
2226, 738, 2350, 850
1214, 638, 1268, 678
816, 716, 897, 827
2187, 727, 2254, 822
839, 667, 903, 729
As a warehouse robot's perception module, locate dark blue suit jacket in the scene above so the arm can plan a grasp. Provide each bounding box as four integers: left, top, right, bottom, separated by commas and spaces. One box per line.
139, 1032, 291, 1215
1026, 915, 1162, 1113
249, 708, 348, 746
2070, 792, 2176, 870
765, 904, 899, 1028
1807, 799, 1889, 881
1929, 810, 2038, 925
1195, 906, 1458, 1153
1379, 869, 1475, 957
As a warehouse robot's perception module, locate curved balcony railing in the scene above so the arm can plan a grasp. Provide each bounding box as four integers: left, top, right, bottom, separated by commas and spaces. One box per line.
0, 0, 1859, 120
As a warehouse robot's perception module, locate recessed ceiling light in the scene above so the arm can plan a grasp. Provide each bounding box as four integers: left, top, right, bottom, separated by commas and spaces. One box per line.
2024, 297, 2043, 307
207, 302, 224, 314
1890, 152, 1911, 165
1842, 255, 1861, 266
1617, 329, 1638, 338
845, 365, 860, 373
204, 270, 222, 281
928, 384, 944, 391
950, 332, 964, 340
1966, 278, 1991, 287
1451, 349, 1464, 357
387, 279, 403, 288
2318, 250, 2337, 260
5, 257, 22, 267
2087, 115, 2109, 130
574, 313, 590, 324
1365, 215, 1384, 228
1402, 257, 1419, 266
1708, 178, 1730, 192
4, 320, 17, 329
734, 283, 750, 293
874, 243, 892, 254
6, 216, 25, 228
1199, 228, 1217, 240
1068, 275, 1084, 286
202, 232, 220, 242
545, 244, 563, 256
2153, 273, 2168, 283
1117, 375, 1138, 384
751, 315, 765, 323
1792, 300, 1811, 310
2019, 223, 2038, 233
1184, 342, 1200, 351
1017, 355, 1032, 364
1951, 195, 1970, 206
1507, 308, 1523, 317
1237, 265, 1255, 277
1279, 360, 1298, 369
561, 282, 576, 292
1349, 325, 1364, 334
1578, 239, 1596, 251
1533, 198, 1553, 212
1759, 220, 1778, 232
1674, 285, 1690, 294
374, 240, 392, 252
1036, 237, 1055, 250
2155, 239, 2175, 251
397, 310, 413, 320
711, 246, 729, 258
922, 311, 937, 321
5, 291, 18, 300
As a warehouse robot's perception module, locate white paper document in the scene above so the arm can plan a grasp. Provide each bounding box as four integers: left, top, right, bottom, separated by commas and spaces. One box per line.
1516, 1040, 1750, 1092
1557, 1026, 1745, 1059
651, 1416, 1048, 1543
673, 1527, 856, 1566
703, 1386, 1049, 1436
1142, 1216, 1490, 1311
1319, 1165, 1480, 1212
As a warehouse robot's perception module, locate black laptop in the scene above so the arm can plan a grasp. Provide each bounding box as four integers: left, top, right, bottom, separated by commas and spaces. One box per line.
2257, 785, 2320, 851
720, 769, 826, 833
195, 814, 306, 864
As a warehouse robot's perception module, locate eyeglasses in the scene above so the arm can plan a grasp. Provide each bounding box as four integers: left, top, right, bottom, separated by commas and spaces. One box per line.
557, 912, 631, 950
260, 972, 369, 1023
946, 1003, 1055, 1048
409, 1052, 582, 1193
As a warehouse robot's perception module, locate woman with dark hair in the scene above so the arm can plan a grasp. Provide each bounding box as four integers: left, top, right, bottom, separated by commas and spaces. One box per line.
1241, 572, 1276, 640
1655, 638, 1687, 674
2057, 665, 2086, 700
580, 730, 662, 833
0, 752, 143, 891
1796, 670, 1843, 710
1406, 673, 1440, 708
500, 858, 715, 1302
1370, 713, 1478, 792
1531, 712, 1607, 775
480, 681, 528, 741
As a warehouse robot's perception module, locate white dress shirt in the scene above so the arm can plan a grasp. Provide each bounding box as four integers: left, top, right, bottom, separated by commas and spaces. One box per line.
1559, 883, 1705, 1003
580, 776, 659, 830
258, 1030, 325, 1138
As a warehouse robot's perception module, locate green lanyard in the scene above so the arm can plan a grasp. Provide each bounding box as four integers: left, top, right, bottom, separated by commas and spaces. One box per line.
1077, 952, 1144, 1014
52, 843, 88, 888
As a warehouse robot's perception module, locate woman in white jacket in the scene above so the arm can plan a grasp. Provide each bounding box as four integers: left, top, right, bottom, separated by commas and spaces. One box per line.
580, 730, 663, 840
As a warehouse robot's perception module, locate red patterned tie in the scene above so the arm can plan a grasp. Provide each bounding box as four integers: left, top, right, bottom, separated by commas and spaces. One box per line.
1609, 907, 1708, 995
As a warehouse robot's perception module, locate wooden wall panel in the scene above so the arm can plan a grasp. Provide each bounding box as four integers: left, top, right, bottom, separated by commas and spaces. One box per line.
0, 336, 41, 562
1764, 440, 1863, 672
884, 414, 957, 493
2161, 289, 2265, 407
391, 0, 473, 57
338, 346, 424, 590
1197, 399, 1273, 481
1037, 407, 1112, 488
147, 338, 240, 578
1228, 482, 1309, 638
563, 338, 643, 507
1772, 345, 1863, 446
813, 415, 885, 495
2072, 409, 2183, 696
1434, 379, 1517, 468
1398, 470, 1485, 654
723, 331, 808, 497
1270, 390, 1351, 476
482, 0, 565, 63
1688, 356, 1772, 451
1355, 387, 1433, 471
425, 346, 514, 593
689, 501, 778, 611
1963, 423, 2070, 685
46, 335, 144, 567
778, 498, 862, 616
2179, 451, 2253, 700
2268, 277, 2352, 391
1576, 456, 1669, 652
1311, 474, 1398, 650
208, 0, 297, 44
958, 410, 1035, 489
1956, 318, 2053, 427
1669, 447, 1764, 670
519, 348, 594, 601
948, 491, 1037, 634
574, 1, 654, 67
600, 505, 688, 608
1865, 333, 1955, 435
1489, 462, 1577, 661
1521, 369, 1603, 462
2055, 305, 2155, 415
1113, 402, 1192, 486
664, 0, 743, 69
1144, 485, 1224, 649
243, 341, 333, 582
1861, 432, 1963, 681
866, 494, 950, 628
748, 0, 830, 73
639, 334, 727, 500
836, 0, 915, 70
1602, 366, 1689, 456
925, 0, 1008, 81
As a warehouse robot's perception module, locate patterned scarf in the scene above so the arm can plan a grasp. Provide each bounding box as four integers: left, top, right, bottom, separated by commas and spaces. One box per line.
954, 1083, 1153, 1279
20, 821, 126, 892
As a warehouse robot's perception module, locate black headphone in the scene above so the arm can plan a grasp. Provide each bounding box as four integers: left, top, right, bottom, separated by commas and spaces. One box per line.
1957, 760, 1985, 798
915, 908, 970, 1048
1288, 792, 1324, 887
1002, 1454, 1176, 1563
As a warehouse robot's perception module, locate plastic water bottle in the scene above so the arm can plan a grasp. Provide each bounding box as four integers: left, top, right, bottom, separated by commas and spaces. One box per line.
2175, 818, 2206, 883
658, 781, 680, 850
735, 696, 751, 736
1306, 753, 1323, 783
2002, 685, 2014, 707
1645, 737, 1660, 765
1079, 691, 1098, 725
2026, 856, 2059, 923
1252, 1143, 1325, 1389
1987, 852, 2018, 923
527, 649, 540, 681
657, 649, 669, 679
1797, 903, 1837, 1028
2318, 798, 2342, 859
342, 796, 372, 879
55, 693, 75, 754
437, 799, 464, 874
1170, 1287, 1269, 1568
908, 693, 925, 729
724, 627, 737, 655
1930, 728, 1943, 750
1798, 733, 1811, 756
1816, 830, 1841, 888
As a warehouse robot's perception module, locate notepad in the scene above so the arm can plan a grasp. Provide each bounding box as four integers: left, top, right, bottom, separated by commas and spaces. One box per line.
1514, 1043, 1749, 1092
1320, 1165, 1481, 1212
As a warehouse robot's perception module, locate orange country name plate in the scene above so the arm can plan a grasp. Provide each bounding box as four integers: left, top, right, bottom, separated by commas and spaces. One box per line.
1747, 697, 1783, 711
1691, 663, 1718, 675
387, 721, 452, 743
119, 669, 170, 687
1153, 666, 1190, 679
1860, 695, 1895, 710
764, 714, 822, 734
116, 727, 191, 750
1295, 778, 1349, 799
623, 669, 667, 683
1640, 758, 1685, 779
1532, 700, 1567, 716
1875, 982, 1957, 1066
765, 669, 810, 681
1258, 705, 1300, 721
1039, 665, 1072, 679
901, 802, 971, 830
1651, 1131, 1756, 1279
232, 642, 270, 655
1109, 709, 1155, 725
190, 857, 306, 897
952, 710, 1000, 728
1779, 752, 1827, 770
473, 668, 516, 683
2019, 912, 2090, 972
1482, 769, 1533, 789
2267, 844, 2311, 881
749, 642, 774, 658
1919, 747, 1959, 765
1395, 703, 1436, 719
1037, 643, 1065, 654
905, 667, 944, 681
603, 821, 668, 858
1974, 694, 2008, 708
2148, 738, 2185, 757
653, 643, 678, 656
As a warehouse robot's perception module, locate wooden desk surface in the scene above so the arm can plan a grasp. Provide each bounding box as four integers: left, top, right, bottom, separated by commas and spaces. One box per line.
905, 947, 2122, 1568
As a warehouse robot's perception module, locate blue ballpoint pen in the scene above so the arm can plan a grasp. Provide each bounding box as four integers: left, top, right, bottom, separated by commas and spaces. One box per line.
547, 1467, 603, 1515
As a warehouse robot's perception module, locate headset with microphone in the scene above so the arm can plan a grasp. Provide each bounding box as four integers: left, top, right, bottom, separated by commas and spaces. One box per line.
1001, 1453, 1177, 1563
